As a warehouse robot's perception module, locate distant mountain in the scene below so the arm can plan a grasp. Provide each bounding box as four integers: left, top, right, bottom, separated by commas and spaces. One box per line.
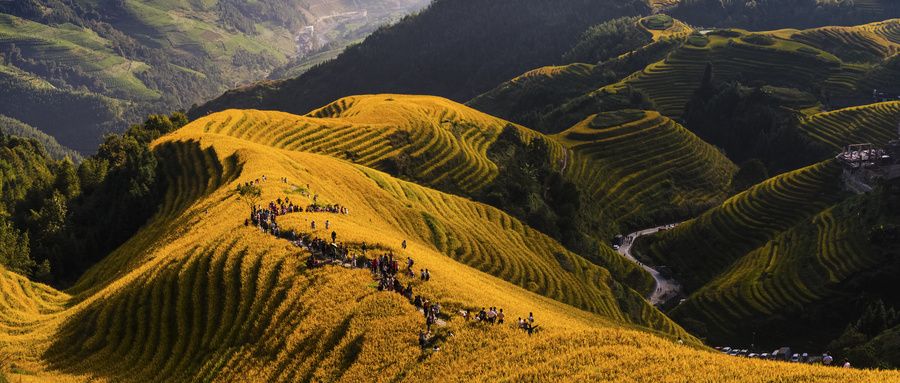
0, 0, 427, 152
190, 0, 650, 118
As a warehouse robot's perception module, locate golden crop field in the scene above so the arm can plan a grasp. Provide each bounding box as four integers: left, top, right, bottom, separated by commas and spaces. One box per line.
3, 117, 900, 382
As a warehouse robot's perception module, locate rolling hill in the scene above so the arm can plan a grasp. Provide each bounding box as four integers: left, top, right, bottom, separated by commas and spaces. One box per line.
3, 113, 900, 382
185, 95, 735, 284
556, 109, 735, 230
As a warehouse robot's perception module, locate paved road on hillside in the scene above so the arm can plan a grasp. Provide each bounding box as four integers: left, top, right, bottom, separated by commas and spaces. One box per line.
617, 225, 683, 306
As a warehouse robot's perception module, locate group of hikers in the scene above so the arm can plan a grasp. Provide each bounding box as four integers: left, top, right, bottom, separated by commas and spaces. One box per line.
459, 307, 538, 335
241, 177, 539, 352
246, 197, 303, 237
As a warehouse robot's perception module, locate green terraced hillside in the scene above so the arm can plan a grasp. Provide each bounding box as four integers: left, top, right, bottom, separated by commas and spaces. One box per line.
670, 191, 895, 344
556, 110, 736, 230
800, 101, 900, 150
635, 161, 845, 292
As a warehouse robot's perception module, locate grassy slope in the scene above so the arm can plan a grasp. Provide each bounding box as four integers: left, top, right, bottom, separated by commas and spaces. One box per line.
2, 120, 899, 382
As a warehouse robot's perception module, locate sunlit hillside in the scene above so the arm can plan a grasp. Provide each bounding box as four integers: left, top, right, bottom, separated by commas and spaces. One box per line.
3, 117, 900, 382
556, 110, 735, 228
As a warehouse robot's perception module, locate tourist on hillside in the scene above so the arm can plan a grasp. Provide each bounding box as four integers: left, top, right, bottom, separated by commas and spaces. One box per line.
823, 353, 833, 366
497, 308, 505, 325
402, 239, 407, 249
419, 331, 427, 348
528, 312, 534, 325
311, 220, 316, 230
843, 360, 851, 368
424, 269, 431, 281
325, 220, 330, 230
331, 231, 337, 243
407, 257, 414, 270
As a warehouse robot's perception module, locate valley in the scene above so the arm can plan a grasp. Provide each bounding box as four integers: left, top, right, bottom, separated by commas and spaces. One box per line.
2, 1, 900, 381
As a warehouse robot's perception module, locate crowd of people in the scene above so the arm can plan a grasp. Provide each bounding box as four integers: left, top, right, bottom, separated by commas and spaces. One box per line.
240, 177, 539, 352
246, 197, 304, 237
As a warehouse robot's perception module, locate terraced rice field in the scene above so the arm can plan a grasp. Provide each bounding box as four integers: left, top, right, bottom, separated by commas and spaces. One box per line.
800, 101, 900, 150
3, 120, 900, 382
0, 14, 159, 100
863, 19, 900, 44
1, 124, 679, 381
192, 95, 563, 194
671, 195, 883, 340
638, 15, 693, 41
555, 110, 736, 227
790, 23, 900, 62
193, 96, 734, 238
601, 30, 852, 119
637, 161, 845, 291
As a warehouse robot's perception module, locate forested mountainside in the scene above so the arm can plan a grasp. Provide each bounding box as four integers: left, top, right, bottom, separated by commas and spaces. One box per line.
0, 0, 427, 152
189, 0, 651, 118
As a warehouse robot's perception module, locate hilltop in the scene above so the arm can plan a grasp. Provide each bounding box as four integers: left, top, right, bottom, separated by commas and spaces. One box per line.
2, 108, 900, 382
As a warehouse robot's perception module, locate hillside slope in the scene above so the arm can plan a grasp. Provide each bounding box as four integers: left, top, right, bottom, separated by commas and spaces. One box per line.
636, 161, 845, 292
187, 95, 734, 276
670, 188, 900, 348
2, 121, 900, 382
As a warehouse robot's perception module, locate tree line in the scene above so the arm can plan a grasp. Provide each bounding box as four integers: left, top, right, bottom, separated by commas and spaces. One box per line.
0, 112, 187, 286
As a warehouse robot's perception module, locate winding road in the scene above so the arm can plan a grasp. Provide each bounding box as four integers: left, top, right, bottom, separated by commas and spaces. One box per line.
617, 224, 682, 306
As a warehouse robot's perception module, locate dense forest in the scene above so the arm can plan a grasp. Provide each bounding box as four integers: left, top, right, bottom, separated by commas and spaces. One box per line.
0, 113, 186, 286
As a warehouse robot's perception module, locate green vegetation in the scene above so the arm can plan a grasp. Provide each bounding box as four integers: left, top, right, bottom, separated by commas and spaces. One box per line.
563, 17, 652, 64
741, 34, 775, 46
0, 0, 426, 152
641, 14, 674, 30
635, 161, 844, 292
683, 77, 831, 174
0, 115, 80, 161
0, 112, 188, 285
